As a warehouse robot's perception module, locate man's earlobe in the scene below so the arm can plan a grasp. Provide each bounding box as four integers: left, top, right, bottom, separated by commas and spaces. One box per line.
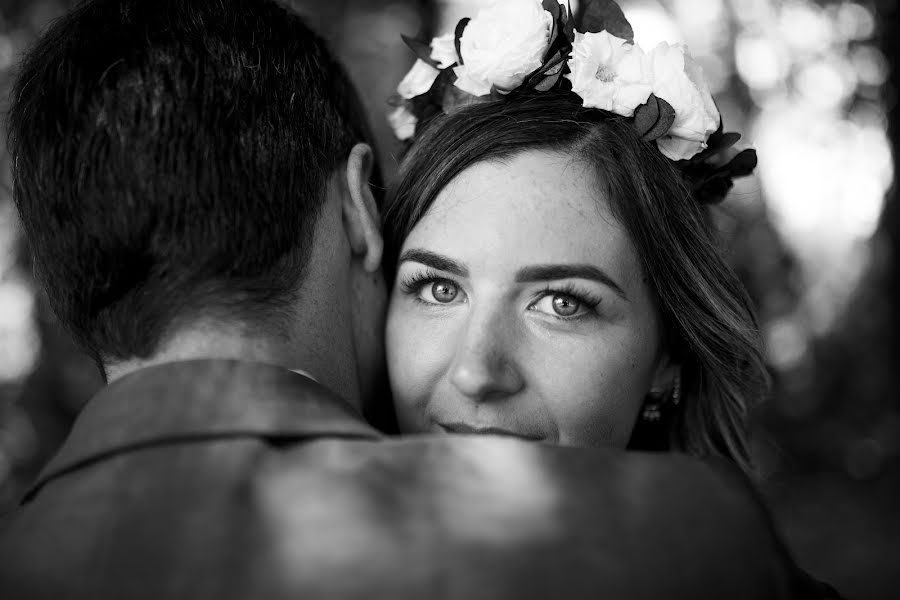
343, 143, 383, 273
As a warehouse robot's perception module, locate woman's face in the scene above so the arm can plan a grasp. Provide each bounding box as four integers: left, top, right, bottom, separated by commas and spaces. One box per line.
386, 149, 673, 446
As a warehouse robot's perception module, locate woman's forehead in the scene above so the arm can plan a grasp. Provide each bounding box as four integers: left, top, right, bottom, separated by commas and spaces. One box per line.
404, 150, 638, 273
429, 151, 598, 219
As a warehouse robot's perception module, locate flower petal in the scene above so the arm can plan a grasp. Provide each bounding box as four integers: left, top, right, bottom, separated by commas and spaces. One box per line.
648, 42, 719, 158
430, 33, 458, 69
398, 59, 441, 99
388, 105, 418, 140
657, 134, 705, 161
458, 0, 552, 92
452, 65, 493, 96
567, 29, 654, 117
612, 82, 653, 117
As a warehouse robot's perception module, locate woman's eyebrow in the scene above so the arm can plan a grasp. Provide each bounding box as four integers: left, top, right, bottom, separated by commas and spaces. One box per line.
514, 264, 628, 299
398, 249, 469, 277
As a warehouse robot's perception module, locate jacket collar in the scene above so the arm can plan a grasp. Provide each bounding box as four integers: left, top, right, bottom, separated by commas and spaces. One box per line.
24, 359, 381, 503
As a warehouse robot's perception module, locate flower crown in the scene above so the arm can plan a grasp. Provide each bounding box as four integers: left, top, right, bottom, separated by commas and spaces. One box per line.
388, 0, 756, 205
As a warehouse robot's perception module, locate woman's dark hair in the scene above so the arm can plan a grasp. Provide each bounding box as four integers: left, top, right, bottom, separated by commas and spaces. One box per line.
384, 91, 768, 473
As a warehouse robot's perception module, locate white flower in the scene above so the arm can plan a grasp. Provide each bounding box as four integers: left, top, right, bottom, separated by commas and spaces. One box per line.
648, 42, 720, 160
565, 30, 654, 118
396, 34, 458, 100
430, 33, 458, 69
398, 59, 440, 100
388, 105, 418, 141
453, 0, 553, 96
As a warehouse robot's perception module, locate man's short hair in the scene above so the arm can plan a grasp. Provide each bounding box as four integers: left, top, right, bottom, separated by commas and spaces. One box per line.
8, 0, 374, 365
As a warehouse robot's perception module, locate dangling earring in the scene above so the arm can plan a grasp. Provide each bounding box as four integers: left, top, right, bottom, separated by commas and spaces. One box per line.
642, 374, 682, 422
642, 389, 664, 421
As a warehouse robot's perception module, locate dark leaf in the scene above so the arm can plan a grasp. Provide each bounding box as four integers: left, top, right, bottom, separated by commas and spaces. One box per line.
706, 132, 741, 155
454, 18, 471, 65
419, 103, 443, 123
648, 97, 676, 139
633, 97, 659, 138
537, 48, 568, 76
634, 96, 675, 142
426, 67, 457, 105
543, 0, 574, 62
547, 22, 574, 60
402, 35, 439, 68
544, 59, 565, 77
543, 0, 562, 16
682, 147, 757, 205
409, 90, 434, 115
695, 174, 734, 205
725, 148, 757, 177
534, 67, 566, 91
686, 130, 740, 165
563, 1, 576, 40
523, 48, 568, 88
577, 0, 634, 42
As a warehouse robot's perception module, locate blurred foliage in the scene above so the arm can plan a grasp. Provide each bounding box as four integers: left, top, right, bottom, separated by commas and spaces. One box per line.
0, 0, 897, 598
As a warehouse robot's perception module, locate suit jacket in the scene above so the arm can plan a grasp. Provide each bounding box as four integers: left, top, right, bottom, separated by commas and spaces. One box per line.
0, 359, 800, 599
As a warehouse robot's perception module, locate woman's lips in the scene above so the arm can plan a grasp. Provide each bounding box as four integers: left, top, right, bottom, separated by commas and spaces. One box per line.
437, 422, 545, 441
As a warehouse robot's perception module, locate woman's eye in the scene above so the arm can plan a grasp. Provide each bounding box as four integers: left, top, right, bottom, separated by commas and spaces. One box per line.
420, 279, 460, 304
530, 293, 585, 318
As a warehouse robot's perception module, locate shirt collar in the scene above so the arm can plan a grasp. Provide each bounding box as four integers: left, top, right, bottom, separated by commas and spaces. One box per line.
289, 368, 318, 382
24, 359, 381, 503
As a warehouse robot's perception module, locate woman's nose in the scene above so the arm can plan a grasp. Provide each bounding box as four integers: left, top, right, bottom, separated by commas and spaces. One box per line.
448, 313, 524, 401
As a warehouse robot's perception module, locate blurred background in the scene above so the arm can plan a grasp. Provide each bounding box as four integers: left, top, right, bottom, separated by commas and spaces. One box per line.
0, 0, 897, 597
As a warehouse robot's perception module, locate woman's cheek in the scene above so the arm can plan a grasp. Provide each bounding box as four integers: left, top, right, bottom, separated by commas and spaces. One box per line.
537, 339, 640, 447
386, 310, 445, 432
538, 368, 606, 446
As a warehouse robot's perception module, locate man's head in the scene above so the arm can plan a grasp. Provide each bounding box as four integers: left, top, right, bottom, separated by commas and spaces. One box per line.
8, 0, 386, 404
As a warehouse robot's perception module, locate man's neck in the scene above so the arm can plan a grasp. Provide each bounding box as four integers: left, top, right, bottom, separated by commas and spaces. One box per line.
105, 324, 300, 381
104, 320, 353, 404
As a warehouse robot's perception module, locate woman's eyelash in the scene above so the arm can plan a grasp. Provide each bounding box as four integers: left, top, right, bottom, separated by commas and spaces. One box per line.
538, 283, 603, 311
398, 268, 446, 294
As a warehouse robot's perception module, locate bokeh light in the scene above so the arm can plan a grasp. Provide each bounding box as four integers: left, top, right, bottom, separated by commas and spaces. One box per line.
779, 1, 835, 55
622, 0, 683, 47
832, 1, 875, 42
0, 276, 40, 382
735, 33, 791, 91
756, 103, 891, 245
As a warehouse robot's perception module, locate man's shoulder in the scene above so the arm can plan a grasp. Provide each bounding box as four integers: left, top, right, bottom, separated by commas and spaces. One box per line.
236, 436, 797, 599
0, 433, 798, 599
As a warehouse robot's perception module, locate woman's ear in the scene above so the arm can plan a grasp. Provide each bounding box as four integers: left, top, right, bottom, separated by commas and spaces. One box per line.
343, 143, 383, 273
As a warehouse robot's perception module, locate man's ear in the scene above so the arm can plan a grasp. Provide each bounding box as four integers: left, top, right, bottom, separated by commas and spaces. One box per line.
342, 143, 383, 273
